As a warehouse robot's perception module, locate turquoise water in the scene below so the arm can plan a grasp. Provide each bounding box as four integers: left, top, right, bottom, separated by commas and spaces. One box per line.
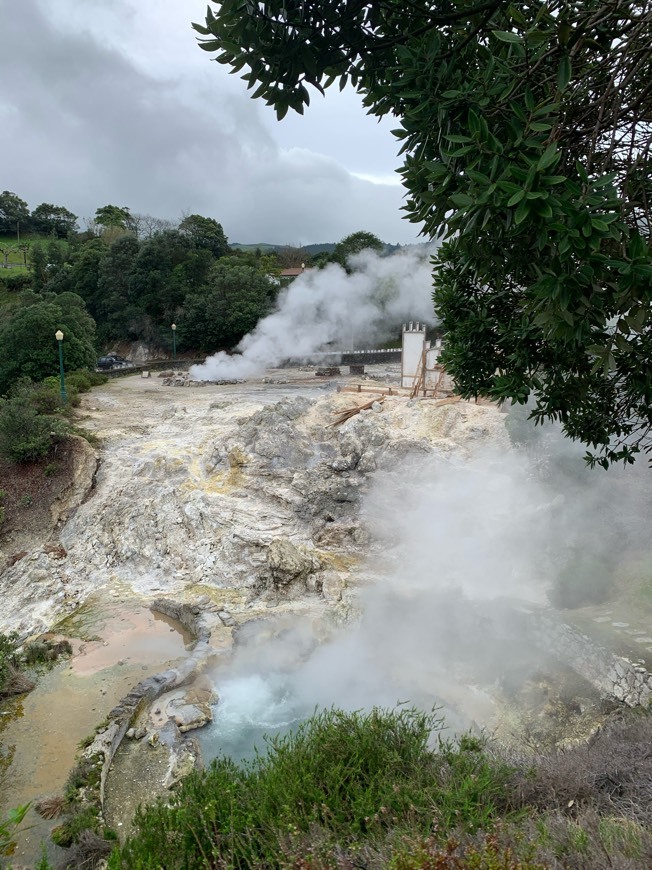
196, 673, 310, 764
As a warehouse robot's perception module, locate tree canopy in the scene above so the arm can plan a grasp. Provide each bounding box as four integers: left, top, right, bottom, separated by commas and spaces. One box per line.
194, 0, 652, 465
179, 213, 230, 259
331, 230, 384, 270
30, 203, 78, 238
0, 191, 30, 236
94, 204, 136, 232
0, 293, 96, 394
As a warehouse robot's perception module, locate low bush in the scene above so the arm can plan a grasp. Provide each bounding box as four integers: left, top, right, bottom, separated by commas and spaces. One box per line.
0, 632, 34, 697
0, 396, 58, 462
110, 707, 514, 869
65, 369, 93, 393
86, 371, 108, 387
0, 379, 71, 463
0, 632, 19, 693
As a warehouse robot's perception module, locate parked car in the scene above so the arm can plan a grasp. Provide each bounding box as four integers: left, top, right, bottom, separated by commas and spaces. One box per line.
96, 353, 132, 370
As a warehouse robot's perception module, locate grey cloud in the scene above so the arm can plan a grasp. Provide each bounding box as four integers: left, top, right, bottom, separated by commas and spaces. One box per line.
0, 0, 420, 244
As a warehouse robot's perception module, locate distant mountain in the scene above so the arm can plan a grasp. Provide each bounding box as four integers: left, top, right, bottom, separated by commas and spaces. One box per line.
231, 241, 407, 255
230, 243, 279, 252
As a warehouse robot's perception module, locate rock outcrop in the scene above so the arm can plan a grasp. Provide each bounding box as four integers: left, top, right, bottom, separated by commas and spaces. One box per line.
0, 379, 508, 636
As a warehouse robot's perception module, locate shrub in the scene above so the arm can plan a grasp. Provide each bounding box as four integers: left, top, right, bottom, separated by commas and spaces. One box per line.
16, 378, 63, 414
0, 631, 19, 692
111, 707, 514, 869
65, 369, 93, 392
0, 393, 69, 463
86, 371, 108, 387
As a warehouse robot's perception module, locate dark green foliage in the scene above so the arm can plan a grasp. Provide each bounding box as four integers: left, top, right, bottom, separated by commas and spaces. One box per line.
0, 292, 96, 395
0, 396, 62, 462
181, 258, 277, 350
110, 707, 512, 869
129, 230, 213, 329
66, 239, 106, 309
0, 271, 31, 293
178, 214, 230, 259
0, 632, 19, 695
64, 370, 93, 393
195, 0, 652, 464
95, 234, 141, 340
0, 378, 72, 463
331, 231, 384, 271
51, 806, 101, 848
30, 243, 48, 292
0, 191, 29, 236
31, 203, 78, 238
95, 205, 136, 232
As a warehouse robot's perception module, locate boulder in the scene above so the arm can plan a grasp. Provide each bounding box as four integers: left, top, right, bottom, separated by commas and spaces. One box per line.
267, 539, 321, 587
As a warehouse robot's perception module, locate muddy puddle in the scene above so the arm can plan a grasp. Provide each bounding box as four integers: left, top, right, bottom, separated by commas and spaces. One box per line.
0, 597, 191, 865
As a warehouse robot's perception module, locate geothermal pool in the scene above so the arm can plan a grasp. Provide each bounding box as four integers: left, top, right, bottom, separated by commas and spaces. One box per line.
196, 672, 311, 763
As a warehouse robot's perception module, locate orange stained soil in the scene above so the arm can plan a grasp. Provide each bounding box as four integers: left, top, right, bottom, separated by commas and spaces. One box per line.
0, 602, 191, 865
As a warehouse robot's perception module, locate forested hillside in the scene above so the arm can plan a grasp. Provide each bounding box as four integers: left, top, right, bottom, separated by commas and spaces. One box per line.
0, 191, 396, 387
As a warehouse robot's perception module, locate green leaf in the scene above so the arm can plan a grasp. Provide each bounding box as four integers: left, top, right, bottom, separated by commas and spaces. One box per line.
492, 30, 523, 43
443, 134, 473, 143
557, 55, 572, 91
514, 199, 530, 224
507, 189, 525, 206
537, 144, 559, 172
450, 193, 474, 207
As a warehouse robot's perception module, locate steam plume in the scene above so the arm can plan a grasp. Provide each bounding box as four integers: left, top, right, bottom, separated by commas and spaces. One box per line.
189, 247, 436, 381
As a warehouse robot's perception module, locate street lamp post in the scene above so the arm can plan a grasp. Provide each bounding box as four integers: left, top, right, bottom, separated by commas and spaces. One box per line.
55, 330, 68, 404
171, 323, 177, 361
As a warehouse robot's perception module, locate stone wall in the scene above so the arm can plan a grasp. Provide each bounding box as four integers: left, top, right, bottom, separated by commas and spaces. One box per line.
530, 612, 652, 707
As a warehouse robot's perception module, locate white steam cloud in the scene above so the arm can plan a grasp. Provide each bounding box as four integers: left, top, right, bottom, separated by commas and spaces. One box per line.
189, 246, 436, 381
202, 430, 652, 759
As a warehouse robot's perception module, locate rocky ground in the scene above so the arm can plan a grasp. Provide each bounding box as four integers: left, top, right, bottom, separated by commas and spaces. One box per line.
0, 366, 507, 638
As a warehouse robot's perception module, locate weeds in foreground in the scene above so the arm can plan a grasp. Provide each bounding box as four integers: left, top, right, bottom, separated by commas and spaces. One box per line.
110, 707, 513, 869
104, 705, 652, 870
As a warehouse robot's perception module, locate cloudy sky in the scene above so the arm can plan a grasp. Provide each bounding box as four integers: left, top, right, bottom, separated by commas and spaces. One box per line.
1, 0, 423, 246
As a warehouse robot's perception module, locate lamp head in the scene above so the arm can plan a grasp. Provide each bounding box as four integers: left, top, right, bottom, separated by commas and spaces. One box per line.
55, 330, 64, 341
171, 323, 177, 331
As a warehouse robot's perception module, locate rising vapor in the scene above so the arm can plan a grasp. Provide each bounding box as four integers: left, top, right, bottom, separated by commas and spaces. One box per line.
189, 246, 437, 381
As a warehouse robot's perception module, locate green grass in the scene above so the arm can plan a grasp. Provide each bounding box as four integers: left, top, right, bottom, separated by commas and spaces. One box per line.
0, 233, 68, 268
109, 707, 514, 869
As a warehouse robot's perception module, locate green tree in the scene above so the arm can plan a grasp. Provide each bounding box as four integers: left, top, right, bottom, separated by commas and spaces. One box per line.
0, 191, 30, 237
0, 294, 96, 395
130, 229, 213, 327
94, 204, 136, 233
29, 243, 49, 292
331, 231, 384, 271
178, 213, 230, 258
30, 203, 78, 237
66, 239, 107, 310
181, 258, 276, 350
194, 0, 652, 465
95, 234, 140, 339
